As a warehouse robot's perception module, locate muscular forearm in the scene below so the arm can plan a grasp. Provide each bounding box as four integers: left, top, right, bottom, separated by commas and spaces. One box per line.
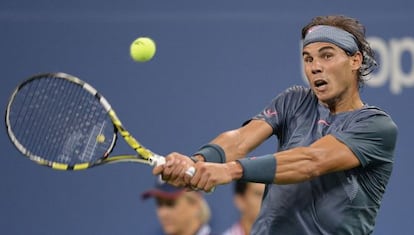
210, 130, 250, 162
275, 135, 361, 184
192, 130, 251, 163
232, 147, 321, 185
274, 147, 320, 184
193, 120, 272, 163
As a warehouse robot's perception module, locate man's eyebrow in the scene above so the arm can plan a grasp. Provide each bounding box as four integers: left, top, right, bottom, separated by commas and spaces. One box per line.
302, 45, 337, 56
318, 45, 336, 52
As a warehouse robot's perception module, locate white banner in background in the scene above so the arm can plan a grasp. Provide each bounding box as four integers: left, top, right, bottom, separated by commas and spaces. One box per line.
368, 37, 414, 94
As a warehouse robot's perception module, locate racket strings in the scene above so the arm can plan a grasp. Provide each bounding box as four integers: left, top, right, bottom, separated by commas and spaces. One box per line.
12, 78, 50, 156
23, 77, 74, 160
26, 77, 69, 158
8, 76, 114, 165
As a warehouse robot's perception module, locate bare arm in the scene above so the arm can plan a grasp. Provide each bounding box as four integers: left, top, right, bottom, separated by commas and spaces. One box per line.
189, 134, 361, 191
154, 119, 272, 187
157, 119, 361, 191
273, 134, 360, 184
195, 119, 273, 162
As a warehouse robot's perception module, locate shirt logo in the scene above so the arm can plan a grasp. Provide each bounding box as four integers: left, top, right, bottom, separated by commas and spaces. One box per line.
317, 119, 330, 126
264, 109, 277, 117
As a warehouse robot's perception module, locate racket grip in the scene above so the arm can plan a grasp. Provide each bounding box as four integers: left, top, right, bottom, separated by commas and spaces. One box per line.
149, 155, 166, 166
185, 166, 196, 176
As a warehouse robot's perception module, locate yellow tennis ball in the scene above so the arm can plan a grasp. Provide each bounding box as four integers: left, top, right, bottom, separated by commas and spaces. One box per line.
130, 37, 156, 62
96, 134, 105, 143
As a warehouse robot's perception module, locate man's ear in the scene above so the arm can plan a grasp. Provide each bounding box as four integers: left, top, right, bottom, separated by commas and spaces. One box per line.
351, 51, 363, 71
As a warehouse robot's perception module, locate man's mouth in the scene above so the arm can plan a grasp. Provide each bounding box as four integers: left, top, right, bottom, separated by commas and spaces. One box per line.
314, 79, 327, 88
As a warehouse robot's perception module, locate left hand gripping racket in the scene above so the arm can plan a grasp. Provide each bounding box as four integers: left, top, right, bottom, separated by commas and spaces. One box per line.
5, 72, 172, 171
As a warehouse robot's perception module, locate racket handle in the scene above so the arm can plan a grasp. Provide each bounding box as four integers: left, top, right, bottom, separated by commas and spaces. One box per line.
185, 166, 196, 176
149, 155, 166, 166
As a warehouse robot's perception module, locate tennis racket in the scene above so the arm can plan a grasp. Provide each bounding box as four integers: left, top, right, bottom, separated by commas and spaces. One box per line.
5, 72, 195, 174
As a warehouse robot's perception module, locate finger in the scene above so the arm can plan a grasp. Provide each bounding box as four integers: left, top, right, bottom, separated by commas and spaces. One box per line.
169, 159, 185, 181
152, 164, 164, 175
182, 166, 195, 185
190, 163, 216, 193
165, 160, 190, 186
190, 166, 204, 189
196, 172, 209, 191
161, 158, 178, 181
204, 177, 218, 192
165, 180, 187, 188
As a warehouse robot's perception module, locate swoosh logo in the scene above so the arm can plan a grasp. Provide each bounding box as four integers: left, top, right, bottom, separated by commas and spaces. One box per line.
264, 109, 277, 117
317, 119, 330, 126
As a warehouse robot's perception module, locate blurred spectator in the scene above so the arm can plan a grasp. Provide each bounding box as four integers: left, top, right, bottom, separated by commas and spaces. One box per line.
222, 181, 264, 235
142, 180, 212, 235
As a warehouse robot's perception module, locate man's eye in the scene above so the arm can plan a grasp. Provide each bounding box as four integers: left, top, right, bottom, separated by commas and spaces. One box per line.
304, 57, 313, 63
323, 54, 333, 59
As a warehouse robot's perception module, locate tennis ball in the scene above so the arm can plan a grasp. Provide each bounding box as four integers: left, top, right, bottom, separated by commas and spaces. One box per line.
96, 134, 105, 143
130, 37, 156, 62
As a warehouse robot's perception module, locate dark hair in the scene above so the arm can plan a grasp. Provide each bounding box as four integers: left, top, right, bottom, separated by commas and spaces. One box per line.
301, 15, 377, 88
234, 180, 248, 195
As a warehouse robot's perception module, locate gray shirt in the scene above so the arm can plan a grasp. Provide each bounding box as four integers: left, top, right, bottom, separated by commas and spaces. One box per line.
250, 86, 398, 235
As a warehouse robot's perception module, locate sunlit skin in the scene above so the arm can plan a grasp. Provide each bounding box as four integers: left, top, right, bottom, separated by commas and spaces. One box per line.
153, 42, 364, 193
302, 42, 364, 113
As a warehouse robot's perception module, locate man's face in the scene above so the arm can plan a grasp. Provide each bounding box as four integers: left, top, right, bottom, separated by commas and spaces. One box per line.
302, 42, 361, 108
155, 193, 199, 235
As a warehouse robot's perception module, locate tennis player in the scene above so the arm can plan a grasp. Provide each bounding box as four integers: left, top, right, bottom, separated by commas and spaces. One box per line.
155, 15, 398, 234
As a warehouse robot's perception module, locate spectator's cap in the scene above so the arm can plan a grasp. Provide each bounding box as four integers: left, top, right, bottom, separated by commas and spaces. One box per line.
141, 178, 186, 200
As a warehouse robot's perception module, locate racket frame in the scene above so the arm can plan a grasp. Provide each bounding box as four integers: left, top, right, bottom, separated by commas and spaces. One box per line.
5, 72, 164, 170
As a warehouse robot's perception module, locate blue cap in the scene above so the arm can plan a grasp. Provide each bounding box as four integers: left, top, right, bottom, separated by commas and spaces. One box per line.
141, 179, 186, 200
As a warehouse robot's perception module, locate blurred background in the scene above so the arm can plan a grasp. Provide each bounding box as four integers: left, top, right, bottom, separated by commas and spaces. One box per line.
1, 1, 413, 234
